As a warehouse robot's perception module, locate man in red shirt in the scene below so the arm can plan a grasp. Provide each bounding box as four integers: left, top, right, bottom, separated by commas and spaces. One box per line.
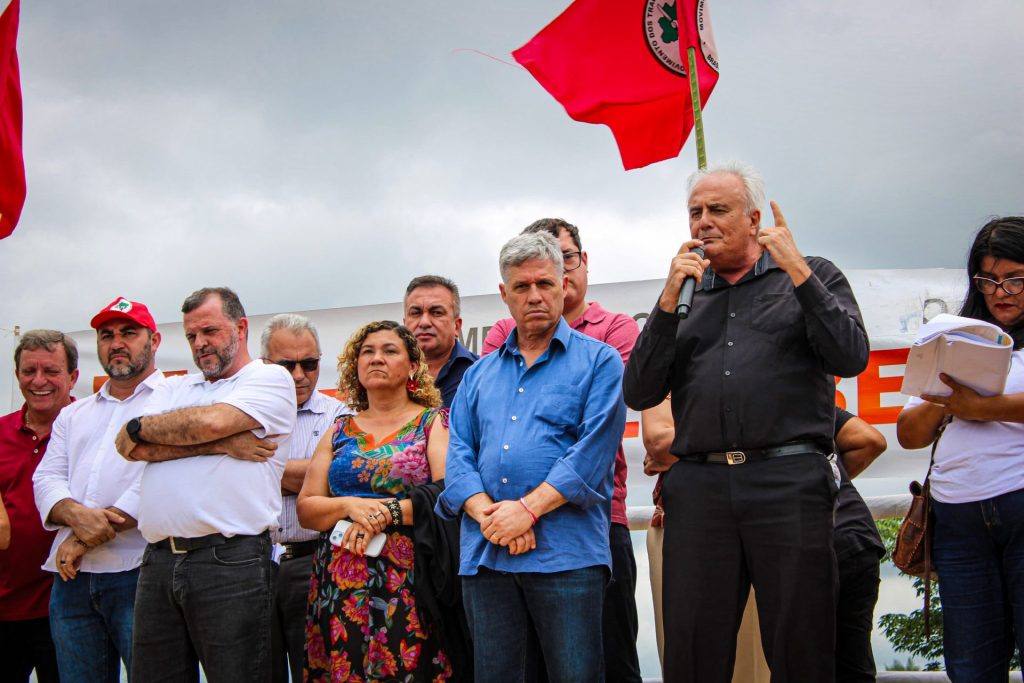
0, 330, 79, 683
482, 218, 642, 683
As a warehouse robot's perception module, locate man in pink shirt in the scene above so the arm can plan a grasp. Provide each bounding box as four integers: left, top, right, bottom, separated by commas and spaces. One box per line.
482, 218, 641, 683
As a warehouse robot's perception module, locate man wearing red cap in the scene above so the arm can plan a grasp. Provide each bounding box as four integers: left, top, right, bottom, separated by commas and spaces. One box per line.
32, 297, 163, 682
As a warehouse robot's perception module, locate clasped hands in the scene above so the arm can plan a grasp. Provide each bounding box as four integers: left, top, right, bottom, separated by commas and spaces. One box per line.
55, 534, 89, 582
479, 500, 536, 557
338, 498, 393, 557
52, 502, 131, 580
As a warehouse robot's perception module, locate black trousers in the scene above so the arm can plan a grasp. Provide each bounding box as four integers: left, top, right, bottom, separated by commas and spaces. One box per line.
835, 546, 881, 683
0, 616, 59, 683
661, 454, 838, 683
603, 522, 642, 683
271, 553, 314, 683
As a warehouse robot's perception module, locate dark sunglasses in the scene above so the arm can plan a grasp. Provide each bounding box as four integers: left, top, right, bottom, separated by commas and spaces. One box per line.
264, 357, 320, 372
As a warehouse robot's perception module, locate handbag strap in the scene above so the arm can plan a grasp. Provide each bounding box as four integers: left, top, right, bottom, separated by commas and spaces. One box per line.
921, 414, 950, 638
922, 414, 951, 487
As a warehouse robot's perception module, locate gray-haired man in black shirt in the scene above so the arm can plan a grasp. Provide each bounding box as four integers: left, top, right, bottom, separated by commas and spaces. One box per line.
624, 161, 869, 682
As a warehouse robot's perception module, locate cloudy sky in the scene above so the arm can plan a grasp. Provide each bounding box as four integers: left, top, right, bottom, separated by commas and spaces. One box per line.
1, 0, 1021, 341
1, 1, 1019, 672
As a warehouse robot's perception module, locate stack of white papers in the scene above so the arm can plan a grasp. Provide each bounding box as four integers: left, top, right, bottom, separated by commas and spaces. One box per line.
900, 313, 1013, 398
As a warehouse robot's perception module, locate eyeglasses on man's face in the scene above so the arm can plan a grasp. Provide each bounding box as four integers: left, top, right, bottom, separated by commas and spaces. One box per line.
562, 251, 583, 272
973, 275, 1024, 296
264, 357, 320, 372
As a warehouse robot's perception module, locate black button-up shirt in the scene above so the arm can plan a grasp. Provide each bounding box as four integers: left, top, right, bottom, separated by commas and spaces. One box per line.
624, 252, 869, 455
436, 340, 478, 409
834, 408, 885, 560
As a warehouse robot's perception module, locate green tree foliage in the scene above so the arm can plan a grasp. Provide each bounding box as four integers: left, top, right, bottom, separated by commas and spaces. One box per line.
887, 657, 921, 671
875, 518, 944, 671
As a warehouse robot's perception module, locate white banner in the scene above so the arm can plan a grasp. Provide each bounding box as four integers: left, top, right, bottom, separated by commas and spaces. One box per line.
7, 268, 967, 499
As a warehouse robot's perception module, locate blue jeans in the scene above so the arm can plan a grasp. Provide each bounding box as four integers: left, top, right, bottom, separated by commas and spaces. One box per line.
49, 568, 139, 682
462, 565, 606, 683
933, 489, 1024, 682
131, 533, 273, 683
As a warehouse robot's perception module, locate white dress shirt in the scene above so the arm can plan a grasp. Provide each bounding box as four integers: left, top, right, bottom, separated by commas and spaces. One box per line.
33, 371, 164, 573
272, 391, 351, 544
135, 359, 297, 542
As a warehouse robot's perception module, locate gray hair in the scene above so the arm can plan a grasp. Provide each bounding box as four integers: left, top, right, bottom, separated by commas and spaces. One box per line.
686, 160, 766, 218
499, 232, 564, 282
14, 329, 79, 373
260, 313, 321, 357
181, 287, 246, 322
404, 275, 462, 317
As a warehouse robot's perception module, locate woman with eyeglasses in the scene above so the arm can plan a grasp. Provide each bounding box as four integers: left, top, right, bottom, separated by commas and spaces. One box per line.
297, 321, 457, 681
897, 216, 1024, 681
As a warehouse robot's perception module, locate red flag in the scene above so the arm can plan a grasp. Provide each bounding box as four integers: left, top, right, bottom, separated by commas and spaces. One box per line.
513, 0, 719, 170
0, 0, 25, 239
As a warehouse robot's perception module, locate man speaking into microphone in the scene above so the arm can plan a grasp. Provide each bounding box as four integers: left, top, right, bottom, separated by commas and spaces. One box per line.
624, 161, 868, 683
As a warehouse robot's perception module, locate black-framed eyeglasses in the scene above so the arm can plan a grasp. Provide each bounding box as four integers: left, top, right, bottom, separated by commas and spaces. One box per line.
562, 251, 583, 272
264, 357, 320, 372
973, 275, 1024, 296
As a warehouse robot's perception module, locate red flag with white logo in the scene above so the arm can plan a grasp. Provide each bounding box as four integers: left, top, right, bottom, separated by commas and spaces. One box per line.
513, 0, 719, 170
0, 0, 25, 239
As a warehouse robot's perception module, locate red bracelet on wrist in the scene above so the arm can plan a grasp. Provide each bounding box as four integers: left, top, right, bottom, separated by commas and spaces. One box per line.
518, 497, 538, 525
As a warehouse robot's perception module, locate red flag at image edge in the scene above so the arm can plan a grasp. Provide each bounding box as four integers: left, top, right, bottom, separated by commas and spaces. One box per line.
0, 0, 24, 240
513, 0, 719, 171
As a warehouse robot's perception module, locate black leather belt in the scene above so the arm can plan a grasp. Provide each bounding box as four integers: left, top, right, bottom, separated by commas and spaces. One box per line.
680, 441, 828, 465
279, 540, 317, 562
152, 531, 267, 554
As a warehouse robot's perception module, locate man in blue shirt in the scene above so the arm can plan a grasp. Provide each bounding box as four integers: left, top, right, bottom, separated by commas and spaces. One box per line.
437, 232, 626, 683
403, 274, 478, 408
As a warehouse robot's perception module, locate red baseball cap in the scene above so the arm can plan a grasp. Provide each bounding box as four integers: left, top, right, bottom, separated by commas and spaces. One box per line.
90, 297, 157, 332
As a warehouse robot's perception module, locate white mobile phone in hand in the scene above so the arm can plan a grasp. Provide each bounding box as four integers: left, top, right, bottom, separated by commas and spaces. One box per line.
329, 519, 386, 557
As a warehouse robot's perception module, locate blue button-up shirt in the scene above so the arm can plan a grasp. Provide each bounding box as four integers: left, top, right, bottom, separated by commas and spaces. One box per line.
437, 318, 626, 575
436, 340, 478, 409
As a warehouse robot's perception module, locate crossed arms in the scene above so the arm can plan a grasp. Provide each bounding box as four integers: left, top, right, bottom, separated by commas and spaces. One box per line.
114, 403, 277, 463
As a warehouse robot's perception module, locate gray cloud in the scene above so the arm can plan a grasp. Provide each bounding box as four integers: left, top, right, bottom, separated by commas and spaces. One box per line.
1, 0, 1021, 337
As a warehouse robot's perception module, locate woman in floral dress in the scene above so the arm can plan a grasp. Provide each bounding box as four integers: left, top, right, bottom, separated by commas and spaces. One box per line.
298, 320, 452, 682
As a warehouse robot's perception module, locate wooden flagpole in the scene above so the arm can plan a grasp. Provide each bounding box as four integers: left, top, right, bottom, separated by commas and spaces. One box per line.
686, 46, 707, 170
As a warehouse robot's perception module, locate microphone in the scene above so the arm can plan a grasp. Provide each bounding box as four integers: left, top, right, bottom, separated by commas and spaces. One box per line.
675, 246, 705, 319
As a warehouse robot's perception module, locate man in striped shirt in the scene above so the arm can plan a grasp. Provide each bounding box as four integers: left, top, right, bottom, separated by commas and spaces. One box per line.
260, 314, 350, 683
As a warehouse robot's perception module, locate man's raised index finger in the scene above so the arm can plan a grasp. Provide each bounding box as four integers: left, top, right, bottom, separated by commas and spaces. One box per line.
770, 200, 787, 228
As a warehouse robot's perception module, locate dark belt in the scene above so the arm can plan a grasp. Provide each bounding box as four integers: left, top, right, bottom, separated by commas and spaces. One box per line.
279, 540, 317, 562
152, 531, 266, 555
680, 441, 828, 465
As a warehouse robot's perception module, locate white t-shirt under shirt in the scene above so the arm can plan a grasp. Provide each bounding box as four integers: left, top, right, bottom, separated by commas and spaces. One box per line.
906, 348, 1024, 504
136, 359, 297, 542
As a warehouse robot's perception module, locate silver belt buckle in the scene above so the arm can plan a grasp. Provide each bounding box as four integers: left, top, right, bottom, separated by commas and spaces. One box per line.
725, 451, 747, 465
169, 537, 187, 554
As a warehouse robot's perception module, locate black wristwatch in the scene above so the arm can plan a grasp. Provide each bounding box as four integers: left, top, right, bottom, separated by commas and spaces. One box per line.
126, 417, 144, 444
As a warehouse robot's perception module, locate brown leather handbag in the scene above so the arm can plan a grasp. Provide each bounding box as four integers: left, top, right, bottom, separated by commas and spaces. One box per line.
892, 416, 949, 635
892, 476, 935, 579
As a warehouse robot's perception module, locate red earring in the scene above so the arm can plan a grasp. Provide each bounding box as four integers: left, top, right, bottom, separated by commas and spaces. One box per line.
406, 377, 419, 393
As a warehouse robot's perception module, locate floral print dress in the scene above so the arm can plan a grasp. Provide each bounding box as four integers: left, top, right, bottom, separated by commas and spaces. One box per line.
305, 407, 451, 683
